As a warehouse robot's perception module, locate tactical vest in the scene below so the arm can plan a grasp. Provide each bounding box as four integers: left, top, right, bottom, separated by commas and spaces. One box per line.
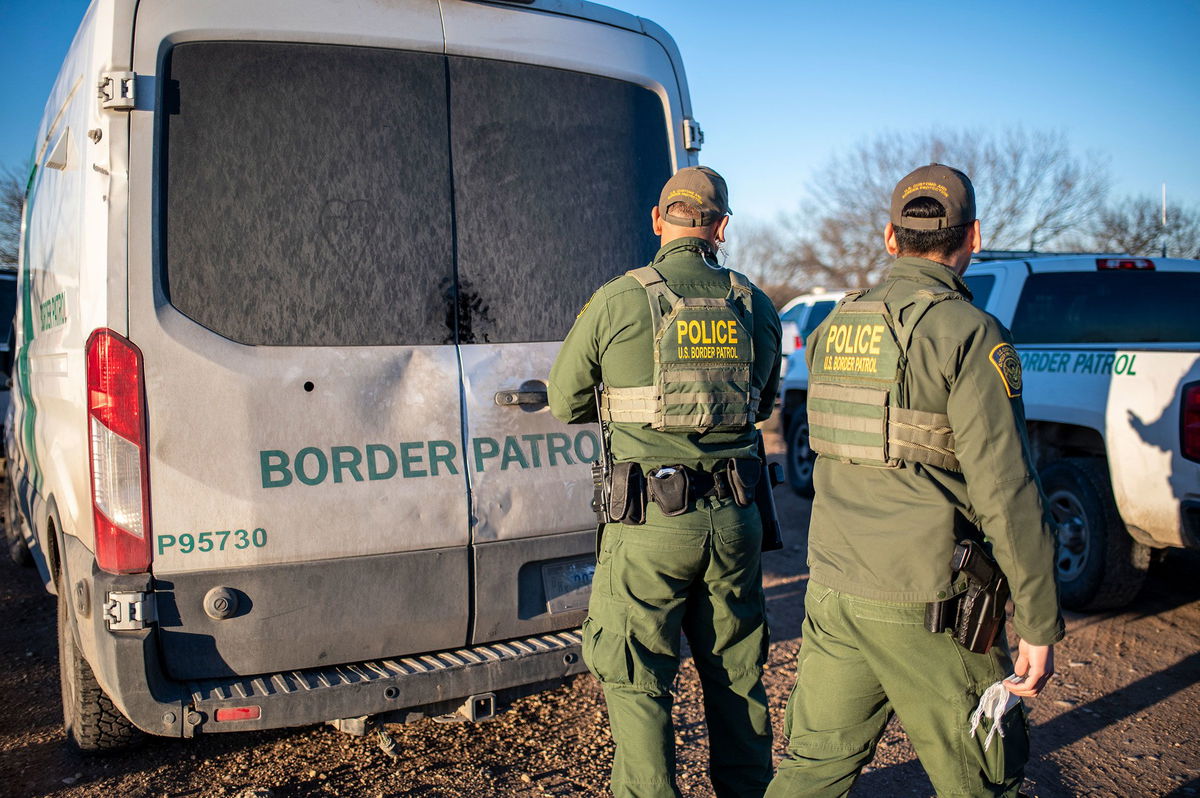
807, 287, 963, 471
600, 264, 757, 433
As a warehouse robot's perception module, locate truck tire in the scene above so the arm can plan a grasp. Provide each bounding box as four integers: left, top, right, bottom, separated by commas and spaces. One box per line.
4, 479, 32, 567
57, 569, 143, 752
1040, 458, 1150, 611
785, 403, 816, 498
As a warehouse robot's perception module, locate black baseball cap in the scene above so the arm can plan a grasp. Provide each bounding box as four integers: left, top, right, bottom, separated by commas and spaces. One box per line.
658, 166, 730, 227
890, 164, 976, 230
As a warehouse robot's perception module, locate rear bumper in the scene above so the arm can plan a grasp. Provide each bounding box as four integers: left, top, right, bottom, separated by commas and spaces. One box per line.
89, 567, 586, 737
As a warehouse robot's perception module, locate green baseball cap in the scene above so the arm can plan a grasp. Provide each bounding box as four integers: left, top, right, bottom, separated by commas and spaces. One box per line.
658, 166, 730, 227
890, 163, 976, 230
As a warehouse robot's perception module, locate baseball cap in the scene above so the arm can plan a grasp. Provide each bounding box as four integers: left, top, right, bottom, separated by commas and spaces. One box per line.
658, 166, 731, 227
890, 163, 976, 230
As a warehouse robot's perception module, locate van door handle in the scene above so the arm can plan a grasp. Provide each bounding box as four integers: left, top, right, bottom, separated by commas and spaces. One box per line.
494, 390, 548, 408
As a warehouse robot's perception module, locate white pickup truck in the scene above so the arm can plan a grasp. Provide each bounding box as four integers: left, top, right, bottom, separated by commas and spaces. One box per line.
779, 255, 1200, 611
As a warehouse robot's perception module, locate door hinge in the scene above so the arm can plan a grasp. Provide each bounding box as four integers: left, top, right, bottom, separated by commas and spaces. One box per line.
98, 71, 136, 111
104, 590, 156, 631
683, 118, 704, 152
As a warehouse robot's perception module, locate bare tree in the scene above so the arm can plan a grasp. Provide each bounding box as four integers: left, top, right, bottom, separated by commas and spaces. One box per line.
1, 166, 25, 266
1083, 196, 1200, 259
730, 128, 1110, 293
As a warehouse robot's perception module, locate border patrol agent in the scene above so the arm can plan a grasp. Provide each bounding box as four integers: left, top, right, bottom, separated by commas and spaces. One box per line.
549, 167, 782, 798
765, 164, 1063, 798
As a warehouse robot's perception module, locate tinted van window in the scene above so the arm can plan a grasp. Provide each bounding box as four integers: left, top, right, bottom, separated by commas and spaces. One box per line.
962, 274, 995, 309
802, 300, 836, 336
449, 58, 671, 344
1011, 272, 1200, 344
161, 43, 455, 346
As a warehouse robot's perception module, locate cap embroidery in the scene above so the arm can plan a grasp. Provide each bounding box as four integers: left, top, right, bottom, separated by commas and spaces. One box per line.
902, 181, 950, 200
666, 188, 705, 204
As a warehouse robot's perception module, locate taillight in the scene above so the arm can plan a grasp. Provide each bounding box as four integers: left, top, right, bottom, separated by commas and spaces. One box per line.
1097, 258, 1154, 270
86, 330, 152, 573
794, 335, 803, 350
1183, 382, 1200, 463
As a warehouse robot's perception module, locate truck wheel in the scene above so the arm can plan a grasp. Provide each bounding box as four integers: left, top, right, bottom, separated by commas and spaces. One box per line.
1040, 458, 1150, 611
4, 480, 32, 567
57, 570, 143, 752
785, 404, 816, 498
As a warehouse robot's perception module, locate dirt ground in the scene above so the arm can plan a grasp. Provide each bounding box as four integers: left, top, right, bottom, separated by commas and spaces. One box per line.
1, 442, 1198, 798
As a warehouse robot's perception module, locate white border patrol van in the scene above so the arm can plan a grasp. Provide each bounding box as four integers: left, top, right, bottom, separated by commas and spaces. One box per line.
7, 0, 702, 750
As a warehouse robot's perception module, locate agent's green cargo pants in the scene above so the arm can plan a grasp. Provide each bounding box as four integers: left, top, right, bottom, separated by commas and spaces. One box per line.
582, 497, 773, 798
765, 583, 1029, 798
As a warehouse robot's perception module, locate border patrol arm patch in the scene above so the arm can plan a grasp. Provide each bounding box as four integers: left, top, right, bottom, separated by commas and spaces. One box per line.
989, 343, 1022, 398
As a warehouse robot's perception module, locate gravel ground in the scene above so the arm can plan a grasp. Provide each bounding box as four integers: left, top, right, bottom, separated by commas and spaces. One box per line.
1, 440, 1198, 797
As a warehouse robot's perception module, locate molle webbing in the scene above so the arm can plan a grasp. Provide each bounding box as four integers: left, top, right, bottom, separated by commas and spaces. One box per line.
807, 287, 964, 471
599, 265, 756, 432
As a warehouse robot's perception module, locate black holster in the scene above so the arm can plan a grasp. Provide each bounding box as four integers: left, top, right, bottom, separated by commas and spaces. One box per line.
925, 539, 1010, 654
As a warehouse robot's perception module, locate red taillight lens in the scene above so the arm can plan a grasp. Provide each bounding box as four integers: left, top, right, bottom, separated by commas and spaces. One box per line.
215, 706, 261, 722
1183, 383, 1200, 463
1097, 258, 1155, 270
794, 335, 803, 350
86, 330, 152, 574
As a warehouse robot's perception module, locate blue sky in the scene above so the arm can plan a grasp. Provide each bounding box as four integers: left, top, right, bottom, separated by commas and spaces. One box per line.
2, 0, 1197, 222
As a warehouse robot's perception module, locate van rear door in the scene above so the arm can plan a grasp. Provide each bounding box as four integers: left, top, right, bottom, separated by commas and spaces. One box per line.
128, 3, 469, 680
441, 4, 681, 643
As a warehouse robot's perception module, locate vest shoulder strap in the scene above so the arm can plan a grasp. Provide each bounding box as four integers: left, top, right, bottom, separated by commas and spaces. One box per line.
627, 265, 682, 332
893, 287, 964, 353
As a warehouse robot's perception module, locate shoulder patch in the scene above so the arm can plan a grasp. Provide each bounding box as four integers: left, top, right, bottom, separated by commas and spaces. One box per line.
989, 343, 1022, 398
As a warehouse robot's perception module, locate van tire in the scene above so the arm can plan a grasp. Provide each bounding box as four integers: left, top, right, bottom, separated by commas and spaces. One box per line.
785, 404, 816, 498
1040, 458, 1149, 611
4, 480, 32, 567
57, 570, 143, 752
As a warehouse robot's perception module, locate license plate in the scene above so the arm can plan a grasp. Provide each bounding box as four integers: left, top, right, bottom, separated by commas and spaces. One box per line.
541, 557, 595, 614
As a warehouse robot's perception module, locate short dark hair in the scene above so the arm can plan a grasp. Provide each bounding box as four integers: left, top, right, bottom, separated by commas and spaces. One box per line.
665, 201, 703, 223
893, 197, 969, 259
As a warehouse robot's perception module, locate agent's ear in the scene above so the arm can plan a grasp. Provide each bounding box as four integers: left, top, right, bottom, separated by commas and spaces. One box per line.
651, 206, 664, 237
713, 214, 730, 244
969, 219, 982, 254
884, 222, 900, 256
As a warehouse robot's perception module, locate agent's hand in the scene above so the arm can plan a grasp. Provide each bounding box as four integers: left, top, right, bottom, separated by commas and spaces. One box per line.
1004, 640, 1054, 697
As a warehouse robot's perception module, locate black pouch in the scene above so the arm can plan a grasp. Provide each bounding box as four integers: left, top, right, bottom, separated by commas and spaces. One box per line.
608, 462, 646, 525
648, 467, 690, 516
924, 592, 963, 634
726, 458, 760, 508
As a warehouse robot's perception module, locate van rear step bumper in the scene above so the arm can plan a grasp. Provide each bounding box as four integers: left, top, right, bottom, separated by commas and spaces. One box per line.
184, 630, 586, 734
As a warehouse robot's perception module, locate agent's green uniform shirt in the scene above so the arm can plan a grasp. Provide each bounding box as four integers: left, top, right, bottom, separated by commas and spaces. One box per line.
806, 257, 1062, 645
548, 238, 782, 467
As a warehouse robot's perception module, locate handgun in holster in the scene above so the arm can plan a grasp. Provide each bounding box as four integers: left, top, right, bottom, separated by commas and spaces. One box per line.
924, 539, 1010, 654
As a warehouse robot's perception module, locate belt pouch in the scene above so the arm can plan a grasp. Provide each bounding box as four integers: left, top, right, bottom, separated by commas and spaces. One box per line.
726, 458, 760, 508
924, 593, 962, 634
608, 462, 646, 525
648, 467, 690, 516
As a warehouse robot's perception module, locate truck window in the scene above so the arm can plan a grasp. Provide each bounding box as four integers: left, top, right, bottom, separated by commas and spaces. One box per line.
160, 42, 455, 346
449, 57, 671, 344
801, 300, 835, 337
962, 274, 995, 308
1011, 272, 1200, 344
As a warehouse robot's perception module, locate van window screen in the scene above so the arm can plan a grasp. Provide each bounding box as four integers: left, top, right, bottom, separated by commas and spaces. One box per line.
962, 275, 995, 308
161, 43, 454, 346
449, 58, 671, 343
1010, 272, 1200, 344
